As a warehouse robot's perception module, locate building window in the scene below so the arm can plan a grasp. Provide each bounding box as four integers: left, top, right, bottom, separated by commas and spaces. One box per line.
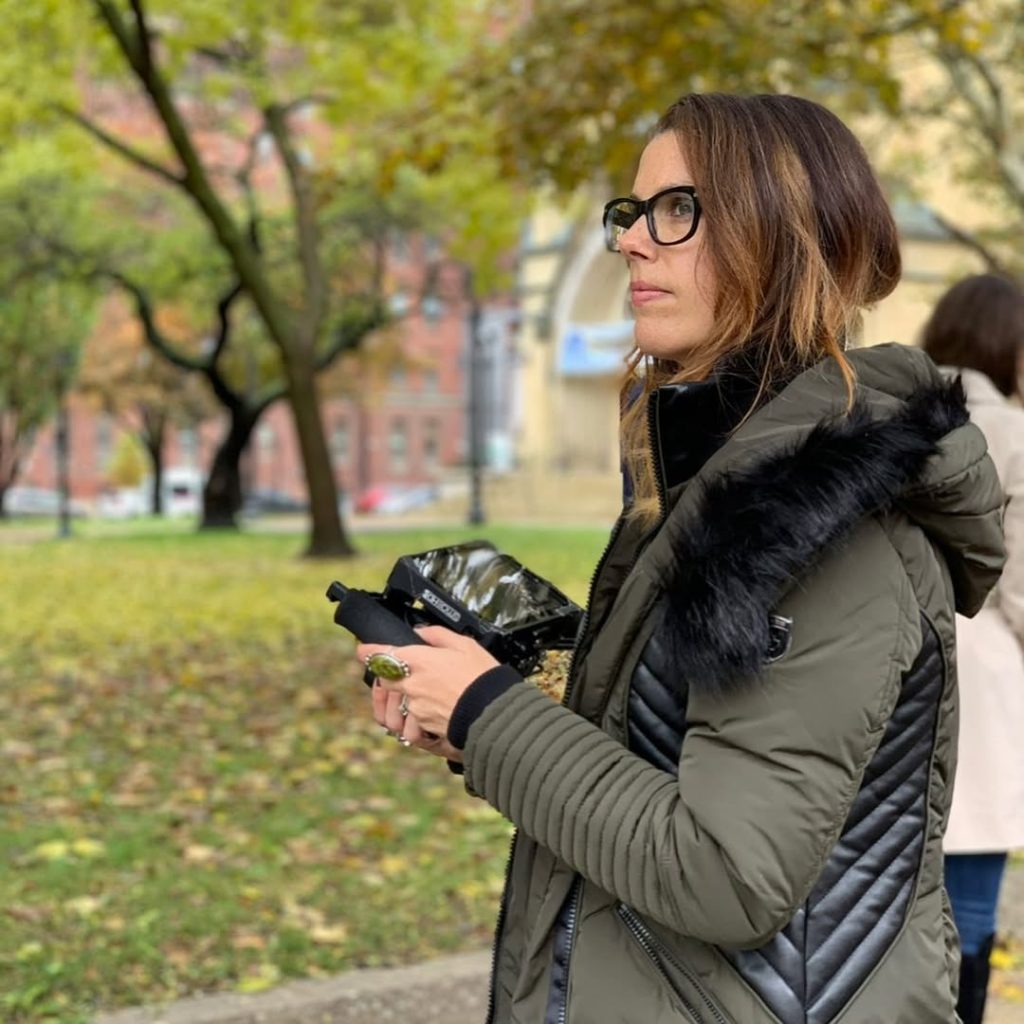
257, 424, 276, 453
96, 414, 114, 467
388, 290, 410, 316
389, 418, 408, 474
178, 426, 199, 467
389, 366, 406, 389
421, 295, 445, 325
423, 418, 440, 469
422, 367, 439, 393
331, 421, 350, 465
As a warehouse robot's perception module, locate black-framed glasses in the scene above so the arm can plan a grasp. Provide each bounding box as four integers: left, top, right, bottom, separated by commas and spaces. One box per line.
602, 185, 702, 252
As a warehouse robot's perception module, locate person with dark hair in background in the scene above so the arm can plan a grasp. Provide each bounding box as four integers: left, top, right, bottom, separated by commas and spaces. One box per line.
922, 272, 1024, 1024
357, 94, 1006, 1023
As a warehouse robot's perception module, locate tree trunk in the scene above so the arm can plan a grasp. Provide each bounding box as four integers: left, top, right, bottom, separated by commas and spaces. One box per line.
0, 414, 23, 519
200, 407, 260, 530
144, 434, 164, 516
284, 361, 353, 558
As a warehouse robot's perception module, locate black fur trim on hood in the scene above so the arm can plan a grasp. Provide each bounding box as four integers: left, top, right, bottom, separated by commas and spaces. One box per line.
663, 376, 970, 699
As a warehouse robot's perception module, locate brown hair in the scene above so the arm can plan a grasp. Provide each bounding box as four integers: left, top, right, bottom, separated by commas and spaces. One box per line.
920, 273, 1024, 397
620, 93, 902, 524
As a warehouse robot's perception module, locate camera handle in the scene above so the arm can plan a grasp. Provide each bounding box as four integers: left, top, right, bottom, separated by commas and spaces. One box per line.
326, 582, 427, 648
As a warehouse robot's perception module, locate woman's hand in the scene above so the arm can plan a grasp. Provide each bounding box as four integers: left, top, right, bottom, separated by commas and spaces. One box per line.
358, 626, 500, 758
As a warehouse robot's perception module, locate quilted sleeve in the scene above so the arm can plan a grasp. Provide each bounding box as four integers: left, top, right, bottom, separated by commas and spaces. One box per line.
463, 519, 921, 948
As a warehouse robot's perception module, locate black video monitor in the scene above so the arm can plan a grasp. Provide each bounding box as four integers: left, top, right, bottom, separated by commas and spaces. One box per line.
407, 541, 573, 631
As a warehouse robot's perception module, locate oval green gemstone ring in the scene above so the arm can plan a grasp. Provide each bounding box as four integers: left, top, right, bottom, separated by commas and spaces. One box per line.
365, 651, 412, 681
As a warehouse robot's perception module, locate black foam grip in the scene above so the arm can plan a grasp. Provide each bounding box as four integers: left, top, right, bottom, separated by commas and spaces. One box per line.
333, 588, 425, 648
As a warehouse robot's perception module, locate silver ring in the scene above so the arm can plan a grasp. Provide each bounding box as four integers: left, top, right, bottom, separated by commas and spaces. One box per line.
398, 735, 413, 747
365, 651, 412, 682
399, 694, 410, 717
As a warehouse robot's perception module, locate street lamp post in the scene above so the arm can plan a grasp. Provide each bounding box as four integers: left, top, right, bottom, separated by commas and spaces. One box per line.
463, 266, 485, 527
54, 350, 72, 539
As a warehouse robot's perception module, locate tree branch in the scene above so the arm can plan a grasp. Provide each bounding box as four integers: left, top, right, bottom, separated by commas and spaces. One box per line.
89, 0, 292, 350
264, 102, 327, 346
863, 0, 965, 43
253, 380, 288, 416
106, 271, 210, 373
963, 50, 1008, 144
56, 105, 183, 187
929, 212, 1010, 275
235, 126, 266, 250
108, 272, 252, 414
315, 300, 389, 373
212, 283, 245, 364
128, 0, 154, 74
933, 44, 1024, 213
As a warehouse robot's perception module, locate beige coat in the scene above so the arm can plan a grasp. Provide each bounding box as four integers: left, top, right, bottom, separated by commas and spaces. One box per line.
944, 368, 1024, 852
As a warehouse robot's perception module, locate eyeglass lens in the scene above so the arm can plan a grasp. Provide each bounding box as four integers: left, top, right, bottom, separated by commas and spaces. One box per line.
604, 189, 697, 250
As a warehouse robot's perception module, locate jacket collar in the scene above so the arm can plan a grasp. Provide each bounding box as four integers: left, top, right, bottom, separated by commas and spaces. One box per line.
653, 359, 979, 698
648, 348, 796, 492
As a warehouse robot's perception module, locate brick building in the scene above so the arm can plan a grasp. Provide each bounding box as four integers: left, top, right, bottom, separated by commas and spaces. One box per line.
17, 284, 520, 510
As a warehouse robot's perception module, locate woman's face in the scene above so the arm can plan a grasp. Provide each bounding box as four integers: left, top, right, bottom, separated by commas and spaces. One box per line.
617, 132, 717, 362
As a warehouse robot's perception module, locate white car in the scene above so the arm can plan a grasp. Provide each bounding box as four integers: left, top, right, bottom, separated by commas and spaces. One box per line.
5, 486, 88, 518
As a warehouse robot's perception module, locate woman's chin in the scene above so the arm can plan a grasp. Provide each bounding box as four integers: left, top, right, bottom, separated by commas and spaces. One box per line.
634, 329, 701, 363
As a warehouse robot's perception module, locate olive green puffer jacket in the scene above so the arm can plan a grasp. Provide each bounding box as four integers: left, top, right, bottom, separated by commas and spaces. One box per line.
462, 344, 1006, 1024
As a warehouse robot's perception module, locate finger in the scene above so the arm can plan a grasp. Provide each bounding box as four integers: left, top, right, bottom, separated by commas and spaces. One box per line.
401, 714, 424, 746
356, 644, 420, 679
356, 643, 403, 663
371, 678, 390, 728
402, 715, 454, 758
411, 625, 474, 649
383, 688, 408, 736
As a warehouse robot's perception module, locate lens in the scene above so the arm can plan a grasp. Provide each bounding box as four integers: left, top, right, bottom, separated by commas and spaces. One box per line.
651, 189, 697, 244
603, 200, 639, 252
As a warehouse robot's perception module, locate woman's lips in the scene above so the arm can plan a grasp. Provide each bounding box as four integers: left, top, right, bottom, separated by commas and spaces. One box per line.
630, 284, 671, 305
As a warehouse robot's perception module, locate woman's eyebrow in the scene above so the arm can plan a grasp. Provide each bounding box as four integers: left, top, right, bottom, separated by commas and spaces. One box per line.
629, 184, 695, 200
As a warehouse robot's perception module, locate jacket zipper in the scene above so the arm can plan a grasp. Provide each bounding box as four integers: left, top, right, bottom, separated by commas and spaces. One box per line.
584, 394, 669, 729
483, 508, 626, 1024
647, 390, 669, 522
552, 876, 584, 1024
484, 828, 518, 1024
617, 904, 728, 1024
528, 392, 671, 1024
565, 392, 667, 708
562, 515, 626, 706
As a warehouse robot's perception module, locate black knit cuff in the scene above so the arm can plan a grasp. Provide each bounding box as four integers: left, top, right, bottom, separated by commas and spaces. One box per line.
447, 665, 523, 750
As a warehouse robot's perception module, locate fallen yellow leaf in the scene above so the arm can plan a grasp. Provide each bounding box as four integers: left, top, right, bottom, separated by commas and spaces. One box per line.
990, 947, 1016, 972
236, 963, 281, 994
71, 838, 106, 858
310, 923, 349, 945
183, 844, 217, 864
15, 942, 44, 962
33, 840, 70, 862
64, 896, 103, 917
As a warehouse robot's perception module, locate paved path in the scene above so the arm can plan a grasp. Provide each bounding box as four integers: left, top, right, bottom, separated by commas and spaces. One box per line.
94, 860, 1024, 1024
95, 951, 491, 1024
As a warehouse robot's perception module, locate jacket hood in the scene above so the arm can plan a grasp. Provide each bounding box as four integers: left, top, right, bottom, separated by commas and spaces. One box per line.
656, 343, 1006, 697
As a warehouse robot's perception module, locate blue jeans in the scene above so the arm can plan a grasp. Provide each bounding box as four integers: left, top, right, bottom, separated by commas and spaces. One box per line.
944, 853, 1007, 955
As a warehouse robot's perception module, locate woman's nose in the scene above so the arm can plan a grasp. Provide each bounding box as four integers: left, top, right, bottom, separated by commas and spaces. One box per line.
619, 216, 655, 259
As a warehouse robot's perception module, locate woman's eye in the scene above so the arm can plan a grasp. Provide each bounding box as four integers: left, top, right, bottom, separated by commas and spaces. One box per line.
668, 198, 694, 218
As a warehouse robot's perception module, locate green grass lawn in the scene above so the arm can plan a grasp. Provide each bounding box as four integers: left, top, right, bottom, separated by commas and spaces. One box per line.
0, 521, 609, 1022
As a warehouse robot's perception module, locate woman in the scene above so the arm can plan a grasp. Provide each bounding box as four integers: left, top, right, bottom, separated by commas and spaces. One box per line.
357, 94, 1006, 1023
921, 273, 1024, 1024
